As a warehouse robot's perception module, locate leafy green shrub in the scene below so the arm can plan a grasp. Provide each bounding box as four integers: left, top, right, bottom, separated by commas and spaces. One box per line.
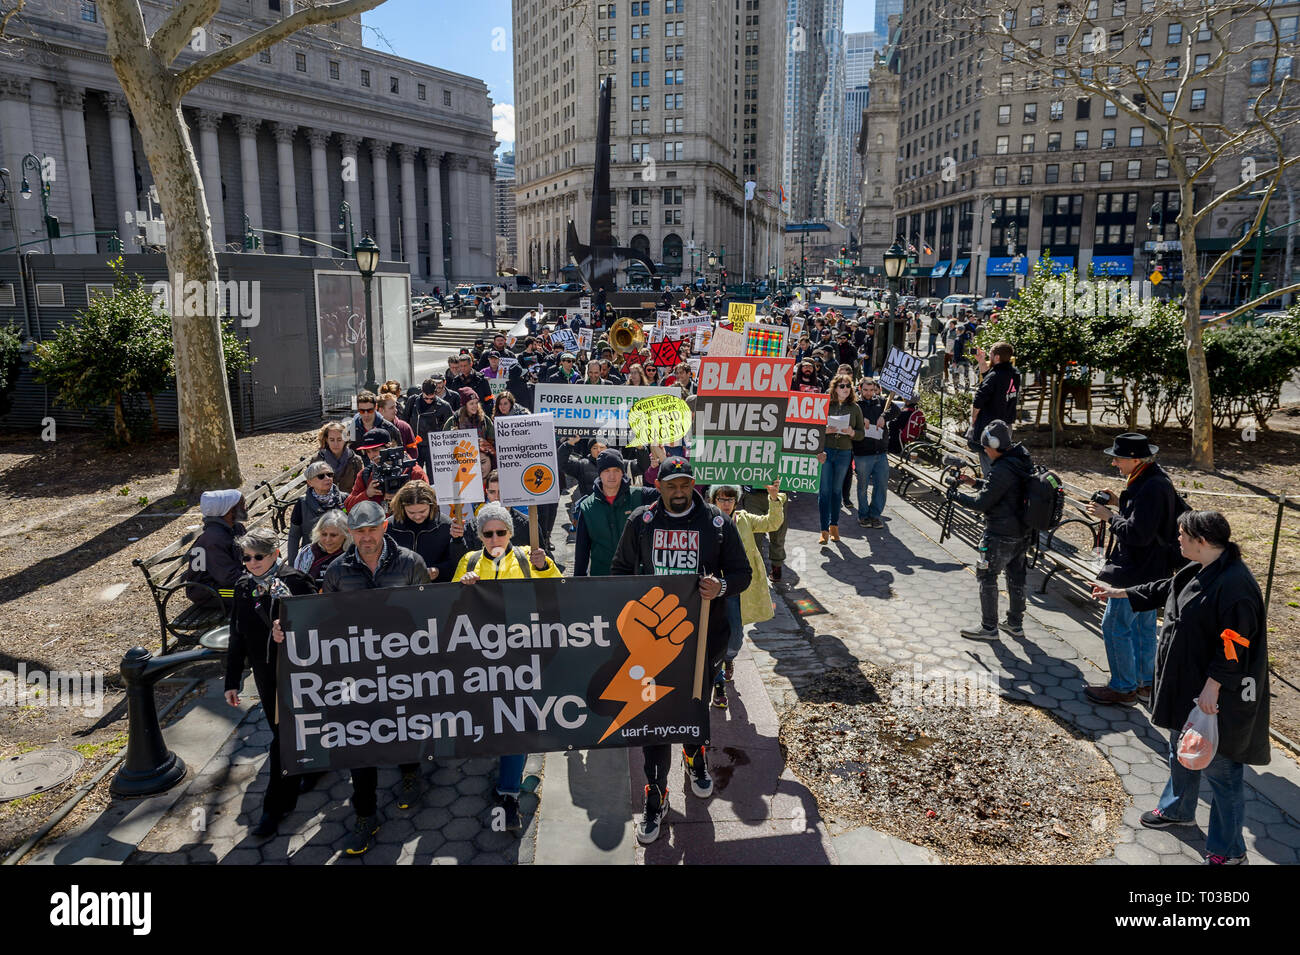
0, 323, 22, 416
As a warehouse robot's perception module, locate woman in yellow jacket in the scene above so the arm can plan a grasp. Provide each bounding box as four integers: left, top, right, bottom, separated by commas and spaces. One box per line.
707, 484, 786, 708
453, 502, 559, 831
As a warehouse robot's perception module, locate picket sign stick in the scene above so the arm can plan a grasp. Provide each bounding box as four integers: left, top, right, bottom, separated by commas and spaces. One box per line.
528, 505, 540, 551
692, 596, 712, 701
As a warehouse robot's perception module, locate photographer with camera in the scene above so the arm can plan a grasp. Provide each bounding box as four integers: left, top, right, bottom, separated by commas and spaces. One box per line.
949, 420, 1035, 641
1083, 433, 1183, 707
344, 428, 428, 511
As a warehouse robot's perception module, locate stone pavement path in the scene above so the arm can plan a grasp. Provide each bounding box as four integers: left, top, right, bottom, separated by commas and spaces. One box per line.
746, 489, 1300, 864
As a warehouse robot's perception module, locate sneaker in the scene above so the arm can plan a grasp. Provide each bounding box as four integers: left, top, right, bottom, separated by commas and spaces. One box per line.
682, 747, 714, 798
998, 620, 1025, 639
867, 517, 884, 528
637, 785, 667, 844
1204, 853, 1246, 865
768, 563, 783, 583
960, 624, 1000, 641
497, 793, 523, 831
711, 681, 729, 709
1084, 684, 1138, 707
1140, 808, 1196, 830
1136, 684, 1152, 704
343, 814, 380, 856
858, 517, 872, 528
396, 770, 421, 810
723, 660, 735, 682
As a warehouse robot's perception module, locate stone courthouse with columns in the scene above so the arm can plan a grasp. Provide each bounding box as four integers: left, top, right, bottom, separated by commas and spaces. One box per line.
0, 0, 497, 290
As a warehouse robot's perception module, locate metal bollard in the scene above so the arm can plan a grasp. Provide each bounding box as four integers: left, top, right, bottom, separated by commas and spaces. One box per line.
111, 645, 221, 797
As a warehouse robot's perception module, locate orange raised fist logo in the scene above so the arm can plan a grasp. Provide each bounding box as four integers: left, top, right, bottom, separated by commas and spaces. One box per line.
597, 586, 694, 743
452, 439, 477, 494
523, 463, 555, 496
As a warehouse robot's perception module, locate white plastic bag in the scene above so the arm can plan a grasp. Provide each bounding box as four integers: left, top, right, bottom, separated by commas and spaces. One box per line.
1177, 704, 1220, 770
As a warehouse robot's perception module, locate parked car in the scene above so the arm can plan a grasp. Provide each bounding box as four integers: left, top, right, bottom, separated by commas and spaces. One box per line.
976, 296, 1010, 314
941, 294, 978, 316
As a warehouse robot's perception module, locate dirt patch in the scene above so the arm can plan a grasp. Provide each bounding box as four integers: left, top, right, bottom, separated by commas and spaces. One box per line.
1008, 405, 1300, 756
778, 664, 1126, 864
0, 425, 319, 858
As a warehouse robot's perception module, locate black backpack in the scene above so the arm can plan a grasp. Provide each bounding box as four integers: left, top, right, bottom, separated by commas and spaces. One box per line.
1023, 465, 1064, 533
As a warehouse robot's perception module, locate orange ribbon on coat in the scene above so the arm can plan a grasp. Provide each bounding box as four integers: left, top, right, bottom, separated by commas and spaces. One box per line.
1220, 629, 1250, 662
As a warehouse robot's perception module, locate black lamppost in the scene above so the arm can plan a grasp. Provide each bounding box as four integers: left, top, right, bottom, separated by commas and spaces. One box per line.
354, 234, 381, 392
876, 239, 908, 371
707, 250, 718, 289
338, 201, 355, 255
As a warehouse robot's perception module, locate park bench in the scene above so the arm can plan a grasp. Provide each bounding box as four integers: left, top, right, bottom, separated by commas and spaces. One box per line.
131, 457, 311, 656
891, 422, 981, 500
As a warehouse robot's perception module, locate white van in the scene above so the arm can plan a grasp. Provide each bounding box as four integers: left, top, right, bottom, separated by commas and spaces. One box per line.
941, 294, 978, 316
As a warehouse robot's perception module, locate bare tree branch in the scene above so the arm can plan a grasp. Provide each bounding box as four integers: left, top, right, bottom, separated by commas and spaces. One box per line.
151, 0, 221, 67
0, 0, 26, 40
175, 0, 385, 97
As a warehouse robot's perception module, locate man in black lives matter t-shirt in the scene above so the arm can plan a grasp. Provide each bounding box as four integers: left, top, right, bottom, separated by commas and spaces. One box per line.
968, 340, 1022, 476
610, 457, 752, 845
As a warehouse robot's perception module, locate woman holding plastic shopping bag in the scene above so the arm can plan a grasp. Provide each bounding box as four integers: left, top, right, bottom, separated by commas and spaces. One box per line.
1092, 510, 1268, 865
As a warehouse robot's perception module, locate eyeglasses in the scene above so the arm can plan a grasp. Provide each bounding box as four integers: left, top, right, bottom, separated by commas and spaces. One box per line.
241, 553, 270, 563
357, 406, 375, 414
312, 472, 335, 480
481, 529, 510, 538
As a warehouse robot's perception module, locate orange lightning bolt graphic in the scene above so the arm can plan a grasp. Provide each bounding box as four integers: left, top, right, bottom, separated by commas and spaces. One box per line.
597, 587, 694, 743
452, 439, 477, 495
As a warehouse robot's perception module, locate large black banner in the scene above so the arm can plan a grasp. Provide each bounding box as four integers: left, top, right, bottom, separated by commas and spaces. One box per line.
277, 576, 709, 773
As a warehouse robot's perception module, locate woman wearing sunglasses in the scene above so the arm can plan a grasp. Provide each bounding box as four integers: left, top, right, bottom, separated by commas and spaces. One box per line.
452, 502, 559, 831
286, 460, 345, 562
818, 373, 864, 544
223, 529, 321, 839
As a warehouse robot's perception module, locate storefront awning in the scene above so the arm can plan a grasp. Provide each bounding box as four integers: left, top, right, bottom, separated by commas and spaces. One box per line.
986, 257, 1028, 276
1090, 255, 1134, 276
1042, 256, 1074, 275
948, 258, 970, 277
930, 260, 952, 277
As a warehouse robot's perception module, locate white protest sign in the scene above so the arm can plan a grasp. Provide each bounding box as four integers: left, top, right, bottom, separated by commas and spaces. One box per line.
576, 327, 594, 352
705, 327, 746, 357
427, 429, 485, 505
877, 346, 925, 400
499, 356, 519, 374
533, 384, 678, 444
494, 413, 561, 507
655, 310, 673, 330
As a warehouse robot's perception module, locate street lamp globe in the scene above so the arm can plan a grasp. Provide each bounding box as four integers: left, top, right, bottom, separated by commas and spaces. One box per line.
707, 252, 718, 268
20, 177, 31, 200
882, 240, 908, 280
353, 234, 380, 277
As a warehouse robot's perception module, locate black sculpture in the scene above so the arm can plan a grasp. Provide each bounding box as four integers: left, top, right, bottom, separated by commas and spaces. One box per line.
566, 79, 658, 295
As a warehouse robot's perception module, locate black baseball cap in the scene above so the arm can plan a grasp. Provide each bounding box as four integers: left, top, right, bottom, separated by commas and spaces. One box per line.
356, 428, 391, 451
657, 457, 694, 482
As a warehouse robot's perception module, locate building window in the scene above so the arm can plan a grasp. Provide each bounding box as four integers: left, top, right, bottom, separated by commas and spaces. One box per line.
598, 3, 615, 17
1055, 34, 1067, 54
1024, 103, 1038, 123
1085, 0, 1098, 17
444, 89, 452, 106
1022, 134, 1036, 152
1050, 100, 1064, 120
1101, 128, 1116, 147
1103, 98, 1117, 118
1111, 0, 1126, 15
664, 69, 683, 84
1053, 68, 1066, 86
1155, 158, 1170, 178
1164, 57, 1180, 78
664, 209, 683, 225
1129, 127, 1144, 146
1048, 132, 1061, 150
996, 135, 1010, 154
666, 19, 685, 36
1161, 90, 1176, 112
1099, 160, 1114, 181
80, 0, 97, 22
1020, 165, 1033, 184
998, 105, 1011, 124
631, 142, 649, 161
1139, 26, 1151, 46
1074, 130, 1088, 149
663, 117, 683, 133
1256, 20, 1273, 42
662, 187, 683, 204
994, 166, 1008, 185
361, 69, 371, 87
1189, 88, 1206, 111
664, 141, 683, 160
1077, 97, 1090, 119
1000, 73, 1014, 92
1283, 16, 1299, 42
665, 0, 682, 11
259, 49, 272, 64
296, 52, 308, 72
1127, 159, 1142, 179
390, 76, 400, 94
1250, 58, 1269, 85
1045, 164, 1059, 183
418, 83, 427, 101
1029, 6, 1043, 25
1167, 23, 1182, 44
1072, 162, 1086, 182
1196, 20, 1211, 42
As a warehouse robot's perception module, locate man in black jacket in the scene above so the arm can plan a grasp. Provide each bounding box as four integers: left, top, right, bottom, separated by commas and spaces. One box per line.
851, 377, 898, 529
403, 377, 455, 472
1083, 433, 1181, 706
447, 354, 491, 402
313, 501, 430, 855
610, 458, 752, 845
951, 420, 1034, 641
968, 341, 1022, 475
182, 489, 247, 608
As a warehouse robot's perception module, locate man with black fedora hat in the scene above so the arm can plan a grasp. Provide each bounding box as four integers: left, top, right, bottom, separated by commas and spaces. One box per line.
1084, 432, 1184, 706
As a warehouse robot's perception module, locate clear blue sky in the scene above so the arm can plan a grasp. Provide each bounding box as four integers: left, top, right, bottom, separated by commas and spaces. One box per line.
362, 0, 877, 154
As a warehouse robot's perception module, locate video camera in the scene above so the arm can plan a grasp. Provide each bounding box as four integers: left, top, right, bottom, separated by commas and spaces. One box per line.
1090, 490, 1115, 506
941, 453, 969, 496
365, 446, 416, 496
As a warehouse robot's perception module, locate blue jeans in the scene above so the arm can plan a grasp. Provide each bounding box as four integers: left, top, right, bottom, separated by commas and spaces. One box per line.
1101, 597, 1158, 693
854, 452, 890, 520
817, 448, 854, 530
926, 332, 937, 356
723, 594, 743, 664
1157, 728, 1246, 858
497, 754, 527, 796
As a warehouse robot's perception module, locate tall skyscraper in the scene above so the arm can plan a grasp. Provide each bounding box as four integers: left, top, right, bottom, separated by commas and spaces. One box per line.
783, 0, 846, 223
843, 31, 877, 88
874, 0, 903, 39
513, 0, 785, 284
495, 151, 517, 268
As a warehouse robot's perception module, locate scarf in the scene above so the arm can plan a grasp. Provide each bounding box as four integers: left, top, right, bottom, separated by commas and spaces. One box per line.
250, 558, 292, 600
319, 445, 354, 476
310, 486, 338, 506
1125, 462, 1151, 487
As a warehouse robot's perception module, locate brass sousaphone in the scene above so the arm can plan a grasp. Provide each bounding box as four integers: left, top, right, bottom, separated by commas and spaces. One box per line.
609, 314, 645, 355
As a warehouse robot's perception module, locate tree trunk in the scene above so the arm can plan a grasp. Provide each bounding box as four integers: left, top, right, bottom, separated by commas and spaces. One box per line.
1285, 172, 1297, 309
147, 392, 159, 436
1179, 182, 1214, 471
101, 20, 242, 494
113, 392, 129, 445
1127, 379, 1141, 431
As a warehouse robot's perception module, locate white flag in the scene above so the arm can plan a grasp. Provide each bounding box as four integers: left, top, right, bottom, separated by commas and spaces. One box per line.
744, 180, 757, 201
